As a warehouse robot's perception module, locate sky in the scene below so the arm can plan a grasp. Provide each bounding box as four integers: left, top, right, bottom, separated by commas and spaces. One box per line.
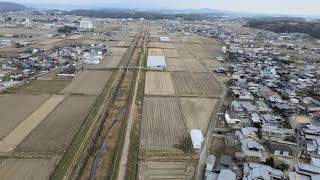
6, 0, 320, 16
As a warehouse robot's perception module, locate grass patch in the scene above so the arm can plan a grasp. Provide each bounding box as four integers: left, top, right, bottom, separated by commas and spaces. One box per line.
8, 80, 70, 94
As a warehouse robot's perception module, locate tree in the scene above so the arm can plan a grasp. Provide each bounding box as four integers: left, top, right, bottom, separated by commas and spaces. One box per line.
57, 26, 77, 34
266, 156, 275, 167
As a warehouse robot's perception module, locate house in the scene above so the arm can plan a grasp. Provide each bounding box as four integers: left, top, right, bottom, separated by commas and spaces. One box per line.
243, 162, 284, 180
240, 138, 264, 161
205, 155, 216, 177
147, 56, 167, 70
255, 101, 270, 112
294, 163, 320, 178
261, 125, 294, 142
212, 155, 233, 172
217, 169, 236, 180
225, 110, 250, 129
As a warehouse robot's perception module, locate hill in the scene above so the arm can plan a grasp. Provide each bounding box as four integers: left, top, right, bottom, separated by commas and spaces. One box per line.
0, 2, 27, 12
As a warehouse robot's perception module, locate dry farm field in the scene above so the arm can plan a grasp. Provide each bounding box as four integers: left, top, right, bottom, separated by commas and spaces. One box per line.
0, 158, 57, 180
9, 80, 71, 94
17, 95, 96, 153
144, 72, 175, 96
199, 58, 227, 69
85, 55, 123, 69
171, 72, 202, 95
140, 97, 188, 150
61, 70, 112, 95
180, 98, 217, 134
110, 47, 128, 56
193, 72, 222, 96
34, 38, 63, 45
66, 34, 83, 40
0, 94, 49, 140
0, 95, 65, 153
166, 58, 207, 72
148, 42, 175, 49
148, 48, 164, 56
139, 161, 195, 180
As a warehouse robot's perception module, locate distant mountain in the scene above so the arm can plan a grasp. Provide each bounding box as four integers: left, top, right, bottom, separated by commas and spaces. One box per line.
0, 2, 27, 11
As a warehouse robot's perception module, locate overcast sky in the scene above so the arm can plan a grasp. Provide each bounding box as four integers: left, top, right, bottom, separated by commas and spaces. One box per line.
7, 0, 320, 15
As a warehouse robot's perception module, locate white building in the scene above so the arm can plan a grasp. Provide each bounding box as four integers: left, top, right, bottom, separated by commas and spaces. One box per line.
80, 20, 94, 31
147, 56, 167, 70
191, 129, 203, 151
222, 46, 227, 54
160, 36, 170, 42
24, 18, 32, 28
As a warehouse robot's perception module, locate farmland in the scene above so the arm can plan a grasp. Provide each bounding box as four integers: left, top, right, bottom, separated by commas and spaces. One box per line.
0, 158, 57, 180
8, 80, 71, 94
171, 72, 202, 95
166, 57, 207, 72
139, 161, 195, 180
193, 72, 223, 96
148, 42, 176, 49
148, 48, 164, 56
17, 95, 96, 153
0, 94, 49, 140
140, 96, 188, 150
110, 47, 128, 56
0, 95, 65, 153
85, 55, 123, 69
180, 98, 218, 133
61, 70, 112, 95
144, 71, 175, 96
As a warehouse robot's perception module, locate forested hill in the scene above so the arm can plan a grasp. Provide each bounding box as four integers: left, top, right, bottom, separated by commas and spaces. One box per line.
246, 19, 320, 39
0, 2, 27, 11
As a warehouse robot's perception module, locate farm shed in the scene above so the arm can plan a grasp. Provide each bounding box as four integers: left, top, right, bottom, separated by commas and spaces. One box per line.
191, 129, 203, 150
160, 36, 170, 42
147, 56, 167, 70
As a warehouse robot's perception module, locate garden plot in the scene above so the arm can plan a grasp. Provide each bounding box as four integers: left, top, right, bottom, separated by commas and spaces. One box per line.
139, 161, 195, 180
17, 95, 96, 153
144, 72, 175, 96
180, 98, 217, 134
9, 80, 71, 94
166, 58, 207, 72
61, 70, 112, 95
140, 97, 188, 150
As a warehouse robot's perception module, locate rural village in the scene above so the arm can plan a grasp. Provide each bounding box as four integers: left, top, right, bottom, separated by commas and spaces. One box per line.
0, 6, 320, 180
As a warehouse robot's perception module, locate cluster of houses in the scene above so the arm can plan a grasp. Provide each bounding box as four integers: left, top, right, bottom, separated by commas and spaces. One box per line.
162, 20, 320, 179
0, 42, 108, 90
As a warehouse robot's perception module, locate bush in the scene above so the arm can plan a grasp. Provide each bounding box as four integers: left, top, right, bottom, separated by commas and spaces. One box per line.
58, 26, 77, 34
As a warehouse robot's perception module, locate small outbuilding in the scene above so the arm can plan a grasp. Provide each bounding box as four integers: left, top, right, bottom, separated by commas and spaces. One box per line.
147, 56, 167, 70
191, 129, 204, 151
160, 36, 170, 42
